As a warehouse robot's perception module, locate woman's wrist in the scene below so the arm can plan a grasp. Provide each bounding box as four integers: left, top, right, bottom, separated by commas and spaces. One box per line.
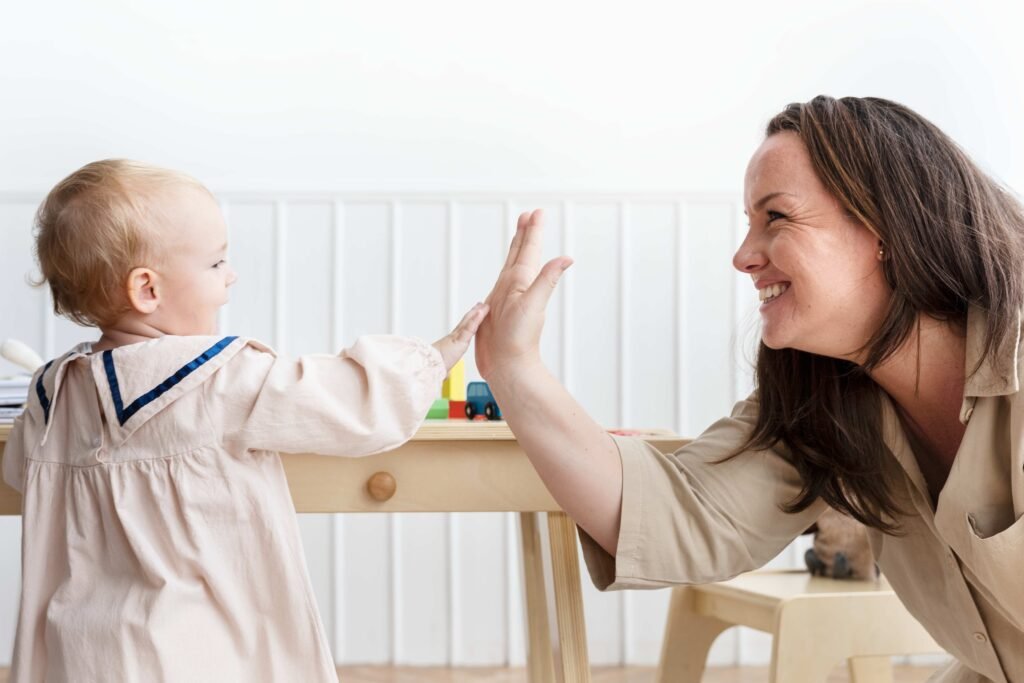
485, 354, 549, 397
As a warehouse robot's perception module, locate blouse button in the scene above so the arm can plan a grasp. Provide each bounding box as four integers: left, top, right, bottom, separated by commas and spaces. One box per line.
973, 632, 987, 643
367, 472, 397, 502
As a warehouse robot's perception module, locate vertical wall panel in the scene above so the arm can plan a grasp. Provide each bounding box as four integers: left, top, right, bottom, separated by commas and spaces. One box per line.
569, 202, 621, 426
340, 203, 391, 340
0, 204, 44, 374
392, 203, 451, 664
566, 202, 624, 665
454, 202, 504, 383
339, 513, 394, 663
337, 202, 395, 663
682, 203, 737, 435
282, 201, 338, 656
285, 202, 334, 354
0, 205, 26, 675
627, 203, 677, 432
621, 203, 676, 663
226, 203, 276, 343
0, 518, 18, 661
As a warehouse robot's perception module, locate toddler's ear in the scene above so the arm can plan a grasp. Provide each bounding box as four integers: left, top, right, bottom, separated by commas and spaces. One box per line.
126, 267, 161, 314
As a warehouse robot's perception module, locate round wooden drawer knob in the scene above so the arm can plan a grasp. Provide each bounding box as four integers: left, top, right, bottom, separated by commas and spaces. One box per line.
367, 472, 397, 502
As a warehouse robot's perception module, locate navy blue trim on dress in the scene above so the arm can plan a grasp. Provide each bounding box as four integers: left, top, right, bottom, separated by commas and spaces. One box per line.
103, 336, 238, 426
35, 359, 54, 423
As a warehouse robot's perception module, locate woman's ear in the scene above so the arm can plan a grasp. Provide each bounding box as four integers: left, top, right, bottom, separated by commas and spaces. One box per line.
125, 267, 161, 315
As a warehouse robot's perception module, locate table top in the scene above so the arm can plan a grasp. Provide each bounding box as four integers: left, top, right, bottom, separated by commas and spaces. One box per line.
0, 420, 688, 449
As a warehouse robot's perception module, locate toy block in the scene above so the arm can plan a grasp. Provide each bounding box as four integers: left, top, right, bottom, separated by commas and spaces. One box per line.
448, 400, 467, 419
426, 398, 450, 420
442, 359, 466, 401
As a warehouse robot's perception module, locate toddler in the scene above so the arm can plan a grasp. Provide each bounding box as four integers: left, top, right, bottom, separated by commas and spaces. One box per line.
1, 160, 487, 682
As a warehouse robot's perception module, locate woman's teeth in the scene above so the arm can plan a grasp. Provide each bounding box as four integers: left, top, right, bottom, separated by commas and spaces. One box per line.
759, 283, 790, 303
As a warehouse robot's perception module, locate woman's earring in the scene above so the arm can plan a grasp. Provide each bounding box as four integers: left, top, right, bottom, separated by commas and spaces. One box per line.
878, 245, 886, 260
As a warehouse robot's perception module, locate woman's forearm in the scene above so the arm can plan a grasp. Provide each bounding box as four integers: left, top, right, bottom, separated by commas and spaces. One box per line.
488, 360, 623, 555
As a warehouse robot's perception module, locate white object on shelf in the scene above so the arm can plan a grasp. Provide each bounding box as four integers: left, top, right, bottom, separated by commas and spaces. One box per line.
1, 339, 44, 373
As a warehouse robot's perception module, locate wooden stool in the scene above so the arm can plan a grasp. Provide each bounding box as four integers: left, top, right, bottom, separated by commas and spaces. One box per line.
656, 569, 944, 682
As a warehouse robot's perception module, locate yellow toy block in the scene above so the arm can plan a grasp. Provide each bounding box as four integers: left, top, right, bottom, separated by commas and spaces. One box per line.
442, 359, 466, 401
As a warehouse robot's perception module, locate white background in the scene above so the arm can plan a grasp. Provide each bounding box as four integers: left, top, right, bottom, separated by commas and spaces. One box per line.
1, 0, 1020, 669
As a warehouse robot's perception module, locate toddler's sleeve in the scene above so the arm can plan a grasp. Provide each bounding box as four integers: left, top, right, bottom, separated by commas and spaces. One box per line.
211, 335, 445, 457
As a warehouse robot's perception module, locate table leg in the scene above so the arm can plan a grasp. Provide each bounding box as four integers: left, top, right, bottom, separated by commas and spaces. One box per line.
518, 512, 592, 683
655, 586, 731, 683
520, 512, 556, 683
544, 512, 592, 683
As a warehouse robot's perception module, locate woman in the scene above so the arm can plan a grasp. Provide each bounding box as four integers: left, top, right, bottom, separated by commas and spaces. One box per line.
476, 96, 1023, 683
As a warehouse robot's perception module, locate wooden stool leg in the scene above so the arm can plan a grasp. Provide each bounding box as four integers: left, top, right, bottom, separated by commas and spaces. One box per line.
520, 512, 556, 683
543, 512, 592, 683
848, 655, 894, 683
656, 586, 731, 683
770, 599, 843, 683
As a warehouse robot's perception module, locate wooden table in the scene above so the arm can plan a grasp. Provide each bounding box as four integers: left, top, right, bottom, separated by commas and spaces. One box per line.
0, 421, 686, 683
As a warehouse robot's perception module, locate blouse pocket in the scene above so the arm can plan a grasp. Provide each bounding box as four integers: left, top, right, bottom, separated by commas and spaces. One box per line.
964, 510, 1024, 629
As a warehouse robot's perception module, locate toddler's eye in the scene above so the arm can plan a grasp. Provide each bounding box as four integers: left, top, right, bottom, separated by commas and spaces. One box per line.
213, 259, 226, 269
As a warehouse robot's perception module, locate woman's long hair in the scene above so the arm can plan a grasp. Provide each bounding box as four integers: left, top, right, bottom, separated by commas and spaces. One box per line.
742, 96, 1024, 533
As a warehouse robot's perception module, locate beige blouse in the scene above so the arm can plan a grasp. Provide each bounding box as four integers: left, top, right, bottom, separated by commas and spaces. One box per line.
580, 307, 1023, 683
2, 334, 444, 683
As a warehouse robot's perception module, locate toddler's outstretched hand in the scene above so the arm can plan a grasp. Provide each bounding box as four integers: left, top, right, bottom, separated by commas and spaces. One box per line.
432, 303, 490, 372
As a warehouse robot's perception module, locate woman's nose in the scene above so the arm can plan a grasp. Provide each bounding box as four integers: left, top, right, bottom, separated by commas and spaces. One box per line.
732, 233, 768, 273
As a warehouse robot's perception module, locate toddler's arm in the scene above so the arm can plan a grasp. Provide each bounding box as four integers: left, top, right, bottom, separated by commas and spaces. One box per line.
211, 304, 487, 457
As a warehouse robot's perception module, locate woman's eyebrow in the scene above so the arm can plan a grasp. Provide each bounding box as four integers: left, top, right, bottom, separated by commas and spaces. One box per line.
749, 191, 798, 213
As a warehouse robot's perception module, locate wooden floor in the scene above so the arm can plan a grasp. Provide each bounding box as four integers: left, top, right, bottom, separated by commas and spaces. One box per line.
331, 666, 940, 682
0, 665, 941, 682
0, 663, 942, 679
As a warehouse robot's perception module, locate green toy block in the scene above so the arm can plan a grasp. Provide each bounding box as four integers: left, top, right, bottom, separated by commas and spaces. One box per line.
426, 398, 450, 419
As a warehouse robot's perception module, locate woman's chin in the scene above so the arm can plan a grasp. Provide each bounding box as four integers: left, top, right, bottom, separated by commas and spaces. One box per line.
760, 329, 799, 352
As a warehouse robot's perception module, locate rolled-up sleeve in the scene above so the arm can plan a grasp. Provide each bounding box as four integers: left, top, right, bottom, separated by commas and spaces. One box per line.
210, 335, 445, 457
579, 396, 826, 590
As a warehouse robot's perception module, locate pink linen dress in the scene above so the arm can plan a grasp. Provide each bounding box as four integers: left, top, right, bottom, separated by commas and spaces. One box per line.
1, 334, 444, 682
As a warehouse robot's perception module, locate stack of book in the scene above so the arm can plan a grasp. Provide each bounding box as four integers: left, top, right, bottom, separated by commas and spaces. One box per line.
0, 375, 31, 424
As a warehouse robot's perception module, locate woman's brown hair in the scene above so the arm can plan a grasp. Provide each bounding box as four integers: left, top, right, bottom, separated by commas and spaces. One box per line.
743, 96, 1024, 533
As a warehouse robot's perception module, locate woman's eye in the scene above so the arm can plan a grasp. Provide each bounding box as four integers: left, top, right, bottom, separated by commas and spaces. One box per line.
766, 210, 785, 223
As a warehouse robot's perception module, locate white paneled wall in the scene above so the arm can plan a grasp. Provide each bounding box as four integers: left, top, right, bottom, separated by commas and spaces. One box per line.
0, 191, 819, 668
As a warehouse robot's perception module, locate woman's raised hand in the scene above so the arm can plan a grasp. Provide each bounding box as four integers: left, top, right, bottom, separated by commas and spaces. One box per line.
475, 209, 572, 381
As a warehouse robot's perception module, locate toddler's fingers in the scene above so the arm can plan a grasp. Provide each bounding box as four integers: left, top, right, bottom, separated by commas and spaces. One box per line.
451, 303, 490, 344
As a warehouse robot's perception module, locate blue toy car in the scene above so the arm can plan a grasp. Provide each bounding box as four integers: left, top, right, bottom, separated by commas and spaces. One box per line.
465, 381, 501, 420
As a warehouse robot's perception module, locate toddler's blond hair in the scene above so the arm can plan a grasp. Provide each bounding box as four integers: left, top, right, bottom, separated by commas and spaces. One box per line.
34, 160, 208, 327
